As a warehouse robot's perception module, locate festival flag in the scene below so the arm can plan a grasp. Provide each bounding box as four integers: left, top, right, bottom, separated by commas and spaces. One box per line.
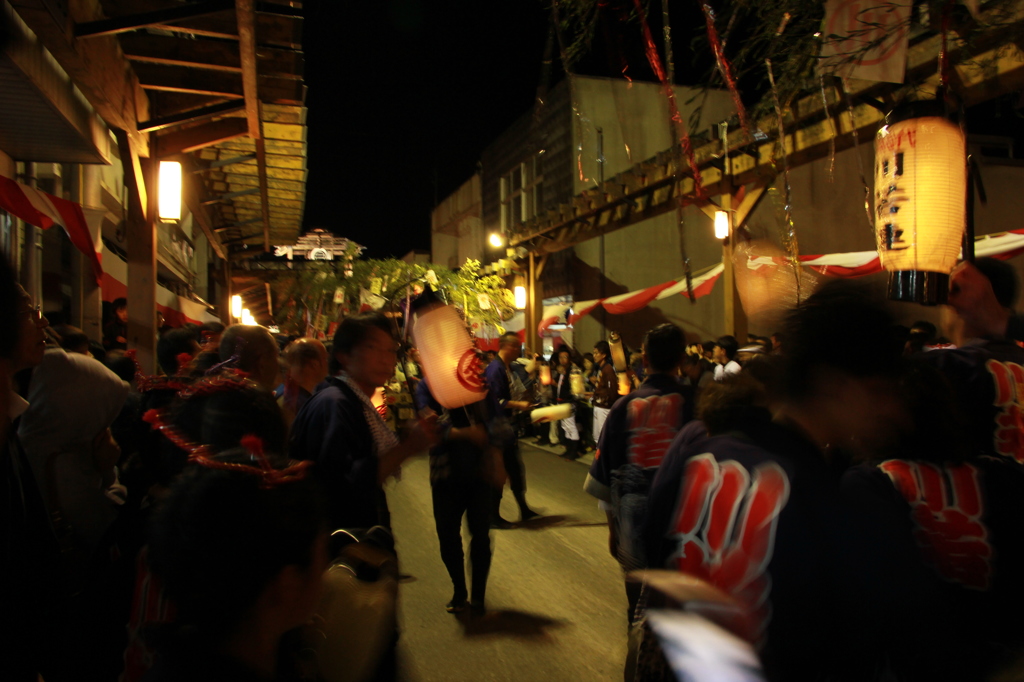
820, 0, 912, 84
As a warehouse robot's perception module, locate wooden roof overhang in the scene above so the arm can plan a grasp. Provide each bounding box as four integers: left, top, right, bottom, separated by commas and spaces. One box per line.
12, 0, 307, 260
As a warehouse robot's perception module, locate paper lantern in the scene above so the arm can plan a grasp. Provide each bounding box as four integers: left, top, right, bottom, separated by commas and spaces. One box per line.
158, 161, 181, 221
411, 299, 487, 409
714, 210, 730, 240
539, 363, 553, 386
570, 368, 585, 397
531, 403, 572, 423
617, 372, 631, 396
609, 332, 628, 372
231, 295, 243, 319
514, 286, 527, 310
875, 103, 966, 305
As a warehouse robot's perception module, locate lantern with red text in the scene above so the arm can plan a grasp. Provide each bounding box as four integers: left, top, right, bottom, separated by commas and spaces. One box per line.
875, 102, 966, 305
411, 297, 487, 409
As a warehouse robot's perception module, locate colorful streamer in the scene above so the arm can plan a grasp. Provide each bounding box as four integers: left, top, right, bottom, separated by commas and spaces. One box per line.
700, 2, 753, 143
632, 0, 704, 198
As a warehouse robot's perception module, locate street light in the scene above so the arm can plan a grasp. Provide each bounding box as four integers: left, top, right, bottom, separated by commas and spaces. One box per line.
714, 210, 730, 240
158, 160, 182, 221
489, 233, 504, 248
231, 294, 243, 319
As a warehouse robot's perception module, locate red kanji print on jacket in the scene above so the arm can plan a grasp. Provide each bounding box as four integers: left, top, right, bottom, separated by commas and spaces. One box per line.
879, 460, 993, 590
670, 454, 790, 636
627, 394, 684, 469
986, 359, 1024, 463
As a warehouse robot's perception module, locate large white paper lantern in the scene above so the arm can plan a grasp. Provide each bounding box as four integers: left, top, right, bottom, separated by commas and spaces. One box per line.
875, 103, 966, 305
411, 299, 487, 409
570, 367, 585, 397
539, 363, 553, 386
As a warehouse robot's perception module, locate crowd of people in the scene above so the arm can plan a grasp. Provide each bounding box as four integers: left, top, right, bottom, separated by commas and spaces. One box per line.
4, 252, 1024, 680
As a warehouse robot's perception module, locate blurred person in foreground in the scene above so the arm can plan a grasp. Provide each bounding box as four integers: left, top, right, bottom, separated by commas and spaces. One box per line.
584, 323, 693, 623
1, 259, 74, 681
144, 439, 326, 680
290, 313, 435, 531
219, 324, 281, 391
644, 280, 910, 681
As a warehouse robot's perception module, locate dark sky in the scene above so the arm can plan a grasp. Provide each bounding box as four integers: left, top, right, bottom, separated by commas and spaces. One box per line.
301, 1, 552, 259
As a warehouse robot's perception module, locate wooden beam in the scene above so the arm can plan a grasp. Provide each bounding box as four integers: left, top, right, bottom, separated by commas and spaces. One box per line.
184, 183, 227, 261
154, 118, 248, 156
135, 62, 243, 98
75, 0, 235, 38
237, 0, 271, 252
138, 98, 245, 132
265, 281, 273, 317
14, 3, 150, 156
119, 32, 242, 72
202, 187, 260, 204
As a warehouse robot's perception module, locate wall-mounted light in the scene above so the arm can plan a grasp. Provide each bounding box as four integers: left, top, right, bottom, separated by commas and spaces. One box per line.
714, 210, 730, 240
489, 233, 505, 248
514, 285, 527, 310
231, 294, 243, 319
158, 160, 182, 221
241, 308, 257, 326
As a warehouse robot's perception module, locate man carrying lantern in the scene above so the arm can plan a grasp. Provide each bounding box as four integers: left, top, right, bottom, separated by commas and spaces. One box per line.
485, 332, 539, 528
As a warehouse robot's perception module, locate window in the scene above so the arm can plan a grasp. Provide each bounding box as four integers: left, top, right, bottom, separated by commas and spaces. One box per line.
500, 154, 544, 232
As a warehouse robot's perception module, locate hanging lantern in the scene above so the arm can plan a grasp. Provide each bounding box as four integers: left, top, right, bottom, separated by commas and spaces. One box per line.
411, 296, 487, 409
617, 372, 632, 396
570, 367, 585, 397
539, 363, 553, 386
609, 332, 628, 372
875, 102, 966, 305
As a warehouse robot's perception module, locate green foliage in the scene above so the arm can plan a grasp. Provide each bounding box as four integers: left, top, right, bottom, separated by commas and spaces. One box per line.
278, 257, 517, 337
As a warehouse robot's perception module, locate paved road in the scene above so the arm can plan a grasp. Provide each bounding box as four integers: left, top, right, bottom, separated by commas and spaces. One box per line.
387, 442, 629, 682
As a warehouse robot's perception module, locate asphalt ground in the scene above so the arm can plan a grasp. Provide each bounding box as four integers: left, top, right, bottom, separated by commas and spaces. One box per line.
386, 441, 629, 681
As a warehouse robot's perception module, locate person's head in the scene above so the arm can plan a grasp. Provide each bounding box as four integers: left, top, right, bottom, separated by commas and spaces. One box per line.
199, 322, 225, 351
909, 320, 937, 343
642, 323, 686, 375
12, 284, 49, 372
703, 342, 717, 362
582, 352, 594, 371
556, 348, 572, 367
283, 337, 329, 394
713, 336, 738, 363
112, 298, 127, 324
781, 280, 908, 458
593, 340, 610, 365
156, 310, 166, 329
974, 257, 1018, 310
770, 332, 782, 351
220, 324, 281, 391
104, 350, 137, 385
497, 332, 522, 364
332, 313, 397, 393
54, 324, 91, 356
157, 327, 202, 376
680, 352, 704, 383
148, 454, 327, 645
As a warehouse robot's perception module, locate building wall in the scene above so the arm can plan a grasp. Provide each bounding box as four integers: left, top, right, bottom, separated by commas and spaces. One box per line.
431, 173, 482, 269
570, 79, 736, 351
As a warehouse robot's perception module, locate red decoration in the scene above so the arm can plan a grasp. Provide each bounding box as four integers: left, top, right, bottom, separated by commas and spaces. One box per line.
632, 0, 704, 198
700, 2, 752, 143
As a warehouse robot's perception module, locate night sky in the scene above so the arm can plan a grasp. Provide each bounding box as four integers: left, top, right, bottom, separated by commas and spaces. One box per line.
301, 1, 552, 259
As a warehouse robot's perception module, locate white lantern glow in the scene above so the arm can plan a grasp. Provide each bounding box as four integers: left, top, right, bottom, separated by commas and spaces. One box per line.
530, 403, 572, 423
609, 332, 628, 372
514, 285, 527, 310
539, 363, 552, 386
570, 368, 585, 397
617, 372, 632, 396
411, 300, 488, 409
158, 161, 182, 221
875, 105, 966, 305
231, 294, 243, 319
714, 210, 730, 240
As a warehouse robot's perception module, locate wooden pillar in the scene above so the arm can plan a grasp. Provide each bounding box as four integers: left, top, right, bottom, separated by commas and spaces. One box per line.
221, 259, 233, 326
527, 252, 544, 356
117, 129, 157, 374
720, 190, 747, 341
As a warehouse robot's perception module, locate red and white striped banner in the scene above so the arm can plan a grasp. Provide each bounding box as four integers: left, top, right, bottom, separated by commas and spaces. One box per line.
537, 229, 1024, 335
0, 173, 102, 284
